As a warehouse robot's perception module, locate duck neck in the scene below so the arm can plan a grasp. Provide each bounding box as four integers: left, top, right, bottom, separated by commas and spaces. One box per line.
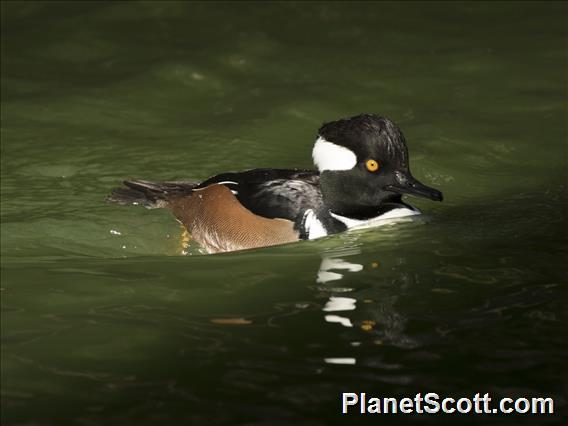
319, 172, 409, 220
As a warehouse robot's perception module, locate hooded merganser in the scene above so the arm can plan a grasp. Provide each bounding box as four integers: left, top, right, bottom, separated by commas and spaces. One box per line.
108, 114, 443, 253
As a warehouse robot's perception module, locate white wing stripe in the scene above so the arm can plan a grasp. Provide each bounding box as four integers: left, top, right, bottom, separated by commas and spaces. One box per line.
303, 209, 328, 239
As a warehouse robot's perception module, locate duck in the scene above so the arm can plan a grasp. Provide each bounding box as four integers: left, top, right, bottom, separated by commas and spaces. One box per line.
108, 113, 443, 253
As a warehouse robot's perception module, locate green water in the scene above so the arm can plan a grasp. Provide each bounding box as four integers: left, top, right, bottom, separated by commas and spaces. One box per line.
1, 1, 566, 424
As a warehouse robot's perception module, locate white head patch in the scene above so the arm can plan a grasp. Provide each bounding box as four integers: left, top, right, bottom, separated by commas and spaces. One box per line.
312, 136, 357, 171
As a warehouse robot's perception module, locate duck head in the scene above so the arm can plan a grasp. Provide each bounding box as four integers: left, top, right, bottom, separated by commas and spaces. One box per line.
312, 114, 443, 218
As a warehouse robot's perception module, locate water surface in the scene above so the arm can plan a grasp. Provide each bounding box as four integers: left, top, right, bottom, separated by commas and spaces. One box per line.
1, 1, 567, 425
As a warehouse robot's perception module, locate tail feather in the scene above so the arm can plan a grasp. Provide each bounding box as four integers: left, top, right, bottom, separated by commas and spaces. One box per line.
107, 179, 197, 208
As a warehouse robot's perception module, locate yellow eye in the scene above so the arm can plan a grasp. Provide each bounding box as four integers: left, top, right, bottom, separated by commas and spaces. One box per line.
365, 159, 379, 172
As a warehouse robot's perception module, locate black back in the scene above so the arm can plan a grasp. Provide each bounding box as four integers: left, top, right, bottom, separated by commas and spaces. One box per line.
197, 168, 324, 222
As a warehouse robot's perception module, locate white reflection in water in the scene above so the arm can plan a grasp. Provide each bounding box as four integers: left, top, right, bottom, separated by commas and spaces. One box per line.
324, 357, 356, 365
317, 247, 368, 363
317, 256, 363, 284
324, 315, 353, 327
316, 247, 364, 285
323, 296, 356, 312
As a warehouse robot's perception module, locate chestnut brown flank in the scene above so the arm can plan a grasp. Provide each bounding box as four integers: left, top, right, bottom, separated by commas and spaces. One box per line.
168, 184, 299, 253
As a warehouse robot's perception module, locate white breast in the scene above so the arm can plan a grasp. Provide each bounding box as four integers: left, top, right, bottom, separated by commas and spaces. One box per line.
330, 206, 421, 230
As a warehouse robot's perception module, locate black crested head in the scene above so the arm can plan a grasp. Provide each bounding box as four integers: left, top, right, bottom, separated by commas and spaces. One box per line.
318, 113, 409, 167
313, 113, 443, 218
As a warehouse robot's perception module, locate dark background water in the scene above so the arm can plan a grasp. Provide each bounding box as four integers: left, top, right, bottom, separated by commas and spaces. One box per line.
1, 1, 566, 425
